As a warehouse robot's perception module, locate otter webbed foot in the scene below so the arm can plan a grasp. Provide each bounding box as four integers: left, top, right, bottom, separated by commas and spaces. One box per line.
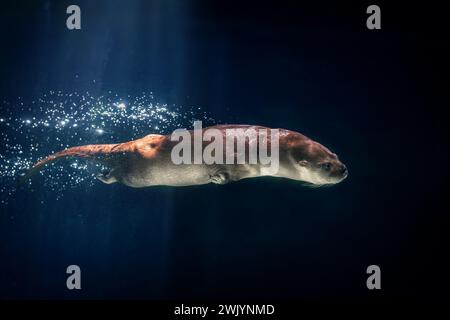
96, 169, 117, 184
209, 172, 230, 185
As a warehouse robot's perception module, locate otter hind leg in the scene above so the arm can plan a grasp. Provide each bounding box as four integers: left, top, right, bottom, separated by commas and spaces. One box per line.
96, 169, 118, 184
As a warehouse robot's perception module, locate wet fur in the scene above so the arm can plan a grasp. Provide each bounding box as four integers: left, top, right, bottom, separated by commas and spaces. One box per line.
19, 125, 348, 187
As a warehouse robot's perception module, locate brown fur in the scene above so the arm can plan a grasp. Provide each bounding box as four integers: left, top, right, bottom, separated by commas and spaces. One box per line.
19, 125, 347, 187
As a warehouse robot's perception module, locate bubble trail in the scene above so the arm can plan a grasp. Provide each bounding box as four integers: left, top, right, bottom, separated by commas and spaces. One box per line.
0, 91, 214, 204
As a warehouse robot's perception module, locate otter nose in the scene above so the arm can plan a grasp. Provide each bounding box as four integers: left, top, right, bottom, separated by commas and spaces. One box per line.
340, 164, 347, 174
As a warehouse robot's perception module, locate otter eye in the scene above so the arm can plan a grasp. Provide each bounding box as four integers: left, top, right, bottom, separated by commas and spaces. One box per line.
321, 163, 331, 171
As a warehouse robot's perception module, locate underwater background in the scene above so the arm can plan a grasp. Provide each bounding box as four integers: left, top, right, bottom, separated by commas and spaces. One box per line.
0, 1, 448, 299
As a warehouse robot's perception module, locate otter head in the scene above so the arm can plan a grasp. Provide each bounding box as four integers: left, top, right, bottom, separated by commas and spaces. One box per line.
286, 135, 348, 186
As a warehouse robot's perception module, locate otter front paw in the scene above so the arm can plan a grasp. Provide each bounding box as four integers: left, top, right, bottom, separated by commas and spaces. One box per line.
209, 173, 229, 185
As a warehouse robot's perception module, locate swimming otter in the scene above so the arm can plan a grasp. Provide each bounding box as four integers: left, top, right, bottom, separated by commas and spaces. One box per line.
20, 125, 348, 187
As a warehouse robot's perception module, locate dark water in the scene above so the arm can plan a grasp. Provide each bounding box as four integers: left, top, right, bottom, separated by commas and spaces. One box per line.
0, 1, 448, 299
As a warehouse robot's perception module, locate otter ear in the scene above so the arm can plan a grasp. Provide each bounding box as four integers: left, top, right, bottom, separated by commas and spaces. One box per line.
298, 160, 308, 167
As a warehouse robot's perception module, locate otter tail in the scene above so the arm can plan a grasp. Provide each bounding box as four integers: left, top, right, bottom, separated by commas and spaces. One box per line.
18, 143, 121, 185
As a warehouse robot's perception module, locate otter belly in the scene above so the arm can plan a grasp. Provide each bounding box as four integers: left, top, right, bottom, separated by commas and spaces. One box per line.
119, 161, 262, 188
121, 163, 213, 187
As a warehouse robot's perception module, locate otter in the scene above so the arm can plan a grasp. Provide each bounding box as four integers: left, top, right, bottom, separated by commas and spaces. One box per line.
20, 125, 348, 187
